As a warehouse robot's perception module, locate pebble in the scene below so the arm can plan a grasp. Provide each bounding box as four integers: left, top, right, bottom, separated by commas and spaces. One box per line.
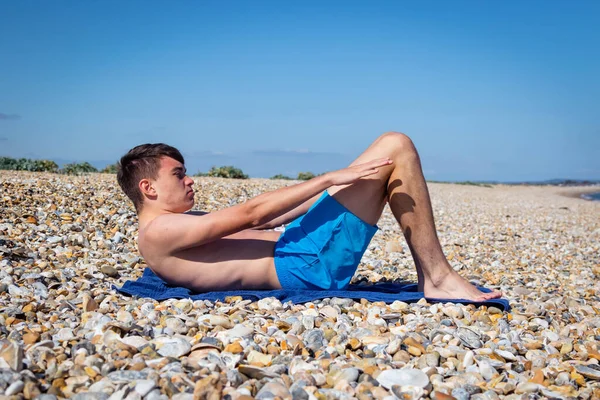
134, 380, 156, 397
247, 350, 272, 366
376, 368, 430, 389
0, 339, 23, 371
107, 370, 150, 382
153, 337, 191, 358
100, 265, 119, 277
575, 365, 600, 380
515, 382, 541, 394
5, 380, 24, 395
255, 381, 290, 399
0, 172, 599, 398
456, 327, 482, 349
452, 387, 470, 400
54, 328, 75, 342
120, 336, 149, 350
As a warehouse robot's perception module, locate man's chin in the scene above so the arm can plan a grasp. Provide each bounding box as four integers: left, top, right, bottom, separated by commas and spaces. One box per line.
185, 199, 195, 212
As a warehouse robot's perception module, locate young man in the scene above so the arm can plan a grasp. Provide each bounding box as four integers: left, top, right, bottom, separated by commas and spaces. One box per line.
117, 132, 501, 301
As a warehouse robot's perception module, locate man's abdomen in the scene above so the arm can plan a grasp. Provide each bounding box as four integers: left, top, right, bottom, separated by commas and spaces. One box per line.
158, 229, 283, 291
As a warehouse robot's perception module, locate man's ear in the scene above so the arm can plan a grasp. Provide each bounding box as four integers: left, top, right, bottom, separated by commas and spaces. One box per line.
139, 179, 156, 197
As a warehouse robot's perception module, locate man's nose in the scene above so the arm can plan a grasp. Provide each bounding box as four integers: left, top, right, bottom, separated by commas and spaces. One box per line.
186, 176, 194, 186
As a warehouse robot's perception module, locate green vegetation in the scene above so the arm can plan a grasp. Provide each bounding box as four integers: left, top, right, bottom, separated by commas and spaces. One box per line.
1, 157, 58, 172
456, 181, 493, 188
195, 165, 249, 179
60, 162, 98, 175
0, 157, 59, 172
270, 172, 322, 180
1, 156, 102, 175
270, 174, 293, 180
297, 171, 316, 181
101, 163, 119, 174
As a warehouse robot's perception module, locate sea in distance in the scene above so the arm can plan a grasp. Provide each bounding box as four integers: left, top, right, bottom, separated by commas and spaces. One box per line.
581, 192, 600, 201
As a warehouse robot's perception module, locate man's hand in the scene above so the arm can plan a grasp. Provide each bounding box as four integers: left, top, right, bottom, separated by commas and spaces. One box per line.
325, 158, 393, 186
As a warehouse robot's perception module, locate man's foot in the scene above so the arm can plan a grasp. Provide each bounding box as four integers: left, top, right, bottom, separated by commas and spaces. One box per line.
421, 269, 502, 301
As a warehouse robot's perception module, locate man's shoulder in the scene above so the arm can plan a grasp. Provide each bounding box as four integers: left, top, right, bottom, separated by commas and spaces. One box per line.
142, 210, 212, 237
139, 212, 200, 253
149, 211, 204, 227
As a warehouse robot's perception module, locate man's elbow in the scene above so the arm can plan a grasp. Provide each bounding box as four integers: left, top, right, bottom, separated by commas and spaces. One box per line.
242, 202, 265, 228
250, 216, 267, 229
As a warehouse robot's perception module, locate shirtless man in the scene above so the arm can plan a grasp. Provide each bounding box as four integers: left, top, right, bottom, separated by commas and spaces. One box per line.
117, 132, 501, 301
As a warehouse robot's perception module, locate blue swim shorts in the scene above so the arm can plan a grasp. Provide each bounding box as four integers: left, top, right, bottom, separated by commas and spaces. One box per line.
274, 191, 378, 290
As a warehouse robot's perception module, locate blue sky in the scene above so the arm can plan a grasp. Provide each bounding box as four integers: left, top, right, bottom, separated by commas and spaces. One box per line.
1, 1, 598, 181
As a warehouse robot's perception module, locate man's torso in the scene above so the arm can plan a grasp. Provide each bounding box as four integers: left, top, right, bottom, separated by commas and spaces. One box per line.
139, 226, 283, 291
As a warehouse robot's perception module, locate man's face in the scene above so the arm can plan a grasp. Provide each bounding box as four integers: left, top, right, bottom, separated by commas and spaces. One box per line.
152, 156, 195, 212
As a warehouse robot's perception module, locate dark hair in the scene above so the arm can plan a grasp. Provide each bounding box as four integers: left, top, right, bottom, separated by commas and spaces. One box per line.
117, 143, 185, 211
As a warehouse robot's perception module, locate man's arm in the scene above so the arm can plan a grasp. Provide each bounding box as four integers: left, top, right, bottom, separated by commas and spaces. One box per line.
146, 158, 392, 254
252, 192, 323, 230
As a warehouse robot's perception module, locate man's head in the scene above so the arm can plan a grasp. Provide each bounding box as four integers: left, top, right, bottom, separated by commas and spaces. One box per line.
117, 143, 195, 213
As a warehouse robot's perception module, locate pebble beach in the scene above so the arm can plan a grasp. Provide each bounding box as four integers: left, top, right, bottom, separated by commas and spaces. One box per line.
1, 171, 599, 400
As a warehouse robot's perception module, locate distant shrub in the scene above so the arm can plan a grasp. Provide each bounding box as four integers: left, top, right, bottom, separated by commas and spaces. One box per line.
195, 165, 248, 179
0, 157, 16, 170
270, 174, 293, 180
34, 160, 59, 172
297, 172, 316, 181
427, 180, 493, 188
455, 181, 493, 188
0, 157, 58, 172
101, 163, 118, 174
61, 162, 98, 175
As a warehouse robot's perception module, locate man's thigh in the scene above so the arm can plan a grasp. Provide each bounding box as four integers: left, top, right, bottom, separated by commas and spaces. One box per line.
327, 138, 393, 226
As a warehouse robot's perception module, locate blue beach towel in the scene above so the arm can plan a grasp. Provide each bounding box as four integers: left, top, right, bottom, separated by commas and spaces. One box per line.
115, 268, 510, 311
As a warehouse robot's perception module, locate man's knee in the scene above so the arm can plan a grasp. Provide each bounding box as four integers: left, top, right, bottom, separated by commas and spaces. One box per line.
377, 131, 416, 154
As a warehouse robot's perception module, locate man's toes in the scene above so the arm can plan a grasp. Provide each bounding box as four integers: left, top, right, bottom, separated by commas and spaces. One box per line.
482, 291, 502, 300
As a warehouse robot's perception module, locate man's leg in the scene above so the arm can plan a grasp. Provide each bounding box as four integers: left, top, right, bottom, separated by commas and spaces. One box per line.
327, 132, 501, 300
